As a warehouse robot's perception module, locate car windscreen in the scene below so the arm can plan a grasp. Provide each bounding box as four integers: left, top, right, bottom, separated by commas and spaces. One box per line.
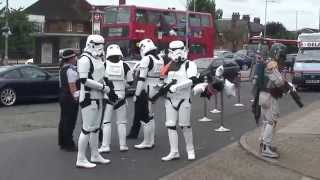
296, 49, 320, 61
0, 66, 10, 74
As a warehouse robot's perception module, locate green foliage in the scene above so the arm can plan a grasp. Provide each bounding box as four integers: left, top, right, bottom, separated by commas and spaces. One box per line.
187, 0, 216, 18
215, 9, 223, 19
0, 8, 35, 59
266, 22, 297, 40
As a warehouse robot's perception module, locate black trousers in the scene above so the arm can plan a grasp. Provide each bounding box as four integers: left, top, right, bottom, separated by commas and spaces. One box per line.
58, 96, 79, 148
128, 90, 149, 136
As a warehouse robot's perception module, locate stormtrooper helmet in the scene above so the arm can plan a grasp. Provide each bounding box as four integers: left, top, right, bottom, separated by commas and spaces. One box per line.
168, 40, 188, 62
85, 34, 105, 58
106, 44, 123, 63
138, 38, 157, 57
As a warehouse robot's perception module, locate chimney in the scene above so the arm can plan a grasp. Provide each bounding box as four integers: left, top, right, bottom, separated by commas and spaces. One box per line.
119, 0, 126, 5
253, 17, 260, 24
232, 12, 240, 22
242, 14, 250, 22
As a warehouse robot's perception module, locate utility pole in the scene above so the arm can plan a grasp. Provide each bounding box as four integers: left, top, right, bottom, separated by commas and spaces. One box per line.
264, 0, 276, 38
4, 0, 9, 64
296, 10, 298, 32
186, 0, 189, 48
193, 0, 196, 12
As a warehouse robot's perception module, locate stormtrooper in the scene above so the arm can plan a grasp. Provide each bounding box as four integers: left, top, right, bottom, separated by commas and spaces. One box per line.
161, 40, 198, 161
99, 44, 133, 153
133, 38, 164, 149
76, 34, 112, 168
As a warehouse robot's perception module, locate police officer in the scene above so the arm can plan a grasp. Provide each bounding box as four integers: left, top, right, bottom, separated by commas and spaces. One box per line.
58, 49, 80, 151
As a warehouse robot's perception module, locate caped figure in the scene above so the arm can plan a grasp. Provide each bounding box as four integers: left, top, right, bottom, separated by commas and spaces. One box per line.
99, 44, 133, 153
161, 40, 198, 161
58, 49, 80, 152
133, 38, 164, 149
76, 35, 115, 168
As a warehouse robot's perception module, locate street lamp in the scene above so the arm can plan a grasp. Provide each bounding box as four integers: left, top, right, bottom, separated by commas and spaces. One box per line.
264, 0, 276, 38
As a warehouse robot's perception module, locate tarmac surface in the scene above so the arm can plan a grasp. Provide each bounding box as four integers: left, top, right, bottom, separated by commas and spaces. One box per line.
161, 100, 320, 180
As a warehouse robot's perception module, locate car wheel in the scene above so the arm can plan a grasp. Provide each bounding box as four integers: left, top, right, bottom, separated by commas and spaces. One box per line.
0, 88, 17, 106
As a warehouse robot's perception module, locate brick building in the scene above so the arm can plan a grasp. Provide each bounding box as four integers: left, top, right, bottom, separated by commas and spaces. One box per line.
25, 0, 92, 64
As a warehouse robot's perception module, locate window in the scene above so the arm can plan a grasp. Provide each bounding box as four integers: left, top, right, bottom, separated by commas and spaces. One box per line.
147, 11, 161, 25
66, 22, 72, 32
162, 12, 176, 25
201, 15, 210, 26
117, 7, 131, 23
76, 24, 84, 33
136, 9, 148, 23
176, 13, 186, 36
104, 7, 131, 24
2, 70, 21, 79
189, 14, 201, 27
20, 67, 47, 80
104, 7, 117, 24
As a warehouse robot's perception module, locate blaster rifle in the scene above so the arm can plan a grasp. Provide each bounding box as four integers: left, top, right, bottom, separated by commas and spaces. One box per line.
104, 78, 119, 104
284, 82, 303, 108
150, 79, 177, 102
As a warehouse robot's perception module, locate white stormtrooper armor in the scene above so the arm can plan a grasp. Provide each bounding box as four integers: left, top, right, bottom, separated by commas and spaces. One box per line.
76, 35, 110, 168
99, 44, 133, 153
134, 39, 164, 149
162, 40, 197, 161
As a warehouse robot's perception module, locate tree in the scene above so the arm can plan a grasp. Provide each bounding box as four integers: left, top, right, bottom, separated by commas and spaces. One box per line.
215, 8, 223, 19
266, 22, 296, 39
0, 7, 35, 62
187, 0, 216, 18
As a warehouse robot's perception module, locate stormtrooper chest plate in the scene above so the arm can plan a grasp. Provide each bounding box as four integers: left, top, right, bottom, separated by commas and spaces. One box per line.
105, 61, 124, 81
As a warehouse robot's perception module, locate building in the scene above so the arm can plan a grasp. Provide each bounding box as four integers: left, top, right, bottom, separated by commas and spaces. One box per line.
24, 0, 92, 64
216, 13, 263, 51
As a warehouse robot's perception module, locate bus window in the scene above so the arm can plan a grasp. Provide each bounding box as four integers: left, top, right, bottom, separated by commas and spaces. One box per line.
136, 9, 148, 23
176, 13, 186, 36
147, 11, 161, 25
162, 12, 176, 25
201, 15, 210, 27
104, 7, 130, 24
104, 7, 117, 24
117, 7, 131, 23
190, 14, 201, 27
190, 44, 206, 55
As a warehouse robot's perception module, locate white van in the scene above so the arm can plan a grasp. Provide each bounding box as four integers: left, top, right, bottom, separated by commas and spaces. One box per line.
293, 33, 320, 88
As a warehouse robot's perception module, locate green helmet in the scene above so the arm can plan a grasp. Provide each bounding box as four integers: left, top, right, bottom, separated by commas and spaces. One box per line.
269, 43, 287, 65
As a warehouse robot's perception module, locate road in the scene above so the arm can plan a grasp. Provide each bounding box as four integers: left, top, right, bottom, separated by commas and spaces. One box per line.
0, 82, 319, 180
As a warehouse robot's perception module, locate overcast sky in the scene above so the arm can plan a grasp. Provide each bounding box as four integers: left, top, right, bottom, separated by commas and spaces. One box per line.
5, 0, 320, 31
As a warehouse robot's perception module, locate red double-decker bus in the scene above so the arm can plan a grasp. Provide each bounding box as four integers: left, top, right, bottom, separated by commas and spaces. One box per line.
98, 5, 215, 60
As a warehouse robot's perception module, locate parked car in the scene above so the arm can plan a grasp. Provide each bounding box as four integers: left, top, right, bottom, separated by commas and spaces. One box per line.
195, 57, 240, 83
233, 52, 252, 70
0, 64, 59, 106
213, 50, 233, 59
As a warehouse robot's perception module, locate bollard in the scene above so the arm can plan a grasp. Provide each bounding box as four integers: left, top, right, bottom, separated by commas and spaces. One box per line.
214, 90, 230, 132
198, 76, 213, 122
210, 93, 221, 114
233, 72, 244, 107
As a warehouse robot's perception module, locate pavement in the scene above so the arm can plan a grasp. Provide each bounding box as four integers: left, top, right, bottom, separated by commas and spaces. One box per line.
161, 100, 320, 180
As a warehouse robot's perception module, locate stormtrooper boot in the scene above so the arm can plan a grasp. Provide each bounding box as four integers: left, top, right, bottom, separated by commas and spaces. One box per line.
90, 132, 110, 164
149, 119, 155, 145
99, 123, 111, 153
118, 123, 129, 152
162, 129, 180, 161
134, 121, 154, 149
261, 143, 279, 158
76, 132, 96, 168
182, 127, 195, 160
